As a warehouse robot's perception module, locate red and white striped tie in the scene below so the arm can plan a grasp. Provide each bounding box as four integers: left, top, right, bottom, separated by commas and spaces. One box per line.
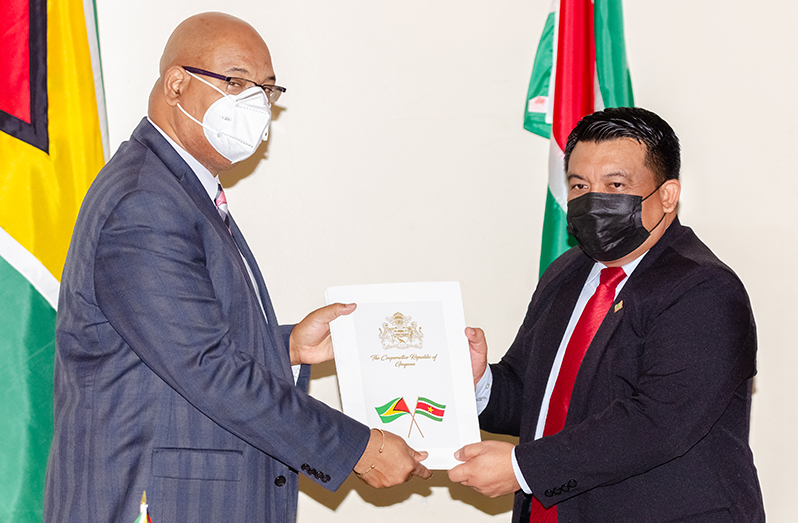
215, 183, 230, 231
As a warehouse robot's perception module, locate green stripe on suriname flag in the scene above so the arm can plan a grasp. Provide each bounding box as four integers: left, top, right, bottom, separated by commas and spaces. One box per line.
414, 397, 445, 422
375, 397, 411, 423
524, 0, 634, 276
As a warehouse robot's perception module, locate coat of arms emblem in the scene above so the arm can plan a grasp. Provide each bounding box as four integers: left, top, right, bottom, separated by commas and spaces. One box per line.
379, 312, 424, 350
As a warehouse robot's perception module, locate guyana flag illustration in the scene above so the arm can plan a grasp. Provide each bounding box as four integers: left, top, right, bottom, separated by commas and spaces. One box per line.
0, 0, 107, 521
375, 397, 411, 423
414, 397, 446, 422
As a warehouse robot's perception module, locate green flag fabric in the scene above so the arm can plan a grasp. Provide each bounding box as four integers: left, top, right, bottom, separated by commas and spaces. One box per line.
523, 0, 634, 275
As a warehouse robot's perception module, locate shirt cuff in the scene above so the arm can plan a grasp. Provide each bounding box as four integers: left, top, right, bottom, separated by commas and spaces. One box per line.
512, 446, 532, 495
474, 365, 493, 415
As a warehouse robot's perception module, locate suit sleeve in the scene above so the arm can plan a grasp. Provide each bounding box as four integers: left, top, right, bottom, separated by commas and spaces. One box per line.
480, 251, 584, 437
514, 268, 756, 507
94, 188, 369, 490
478, 303, 537, 436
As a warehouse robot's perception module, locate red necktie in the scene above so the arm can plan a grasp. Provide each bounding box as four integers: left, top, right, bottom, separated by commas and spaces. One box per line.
529, 266, 626, 523
215, 183, 231, 231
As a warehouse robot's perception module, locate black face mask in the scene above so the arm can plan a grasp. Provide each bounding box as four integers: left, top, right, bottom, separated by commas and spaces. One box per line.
566, 188, 664, 262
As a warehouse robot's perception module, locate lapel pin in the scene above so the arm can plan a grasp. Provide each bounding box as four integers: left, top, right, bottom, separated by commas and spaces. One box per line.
614, 300, 623, 313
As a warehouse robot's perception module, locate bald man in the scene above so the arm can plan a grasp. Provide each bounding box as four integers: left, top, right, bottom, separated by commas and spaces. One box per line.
44, 13, 430, 523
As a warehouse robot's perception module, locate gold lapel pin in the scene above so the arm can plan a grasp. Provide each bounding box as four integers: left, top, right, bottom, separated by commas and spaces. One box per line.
614, 300, 624, 313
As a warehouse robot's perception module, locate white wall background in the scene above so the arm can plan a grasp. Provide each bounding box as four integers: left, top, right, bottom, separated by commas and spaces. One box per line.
95, 1, 798, 521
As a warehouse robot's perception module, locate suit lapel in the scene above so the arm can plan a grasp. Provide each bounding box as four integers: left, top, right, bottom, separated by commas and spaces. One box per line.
526, 259, 594, 412
133, 120, 259, 292
229, 217, 293, 377
566, 220, 687, 422
133, 119, 291, 378
133, 121, 239, 245
567, 291, 626, 422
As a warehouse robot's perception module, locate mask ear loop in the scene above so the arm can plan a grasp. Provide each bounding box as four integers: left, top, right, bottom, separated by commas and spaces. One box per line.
642, 181, 667, 233
641, 181, 665, 202
185, 70, 271, 141
646, 212, 666, 233
175, 70, 228, 137
176, 102, 220, 137
184, 70, 229, 97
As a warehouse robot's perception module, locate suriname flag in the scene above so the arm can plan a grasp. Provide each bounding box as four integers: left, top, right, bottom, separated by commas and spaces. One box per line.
414, 397, 446, 422
523, 0, 634, 275
0, 0, 108, 521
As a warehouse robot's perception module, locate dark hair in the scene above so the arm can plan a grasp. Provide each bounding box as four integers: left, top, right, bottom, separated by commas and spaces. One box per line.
563, 107, 680, 184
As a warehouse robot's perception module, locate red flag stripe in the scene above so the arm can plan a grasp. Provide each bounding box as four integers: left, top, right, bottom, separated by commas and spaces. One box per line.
552, 0, 596, 151
0, 0, 31, 122
416, 402, 444, 417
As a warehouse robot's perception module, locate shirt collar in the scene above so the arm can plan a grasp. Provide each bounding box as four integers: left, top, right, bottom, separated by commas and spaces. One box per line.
147, 117, 220, 201
586, 251, 647, 286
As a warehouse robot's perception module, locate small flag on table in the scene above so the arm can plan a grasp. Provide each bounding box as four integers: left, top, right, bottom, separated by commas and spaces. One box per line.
133, 492, 153, 523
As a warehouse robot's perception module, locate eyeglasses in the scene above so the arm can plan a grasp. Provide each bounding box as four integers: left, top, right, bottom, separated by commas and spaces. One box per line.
182, 66, 286, 104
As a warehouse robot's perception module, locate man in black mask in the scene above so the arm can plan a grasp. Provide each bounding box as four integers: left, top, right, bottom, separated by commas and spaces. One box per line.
449, 107, 764, 523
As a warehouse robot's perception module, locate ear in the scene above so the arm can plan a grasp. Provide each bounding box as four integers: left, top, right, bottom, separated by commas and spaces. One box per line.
658, 179, 681, 213
162, 66, 187, 107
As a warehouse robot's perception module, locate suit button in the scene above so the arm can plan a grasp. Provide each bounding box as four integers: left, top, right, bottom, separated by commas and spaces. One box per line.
315, 471, 324, 480
544, 489, 554, 497
322, 475, 331, 483
275, 476, 286, 487
301, 464, 310, 472
553, 487, 562, 495
567, 479, 577, 488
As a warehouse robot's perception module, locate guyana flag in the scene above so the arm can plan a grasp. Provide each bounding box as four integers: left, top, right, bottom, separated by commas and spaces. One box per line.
374, 397, 411, 423
133, 492, 154, 523
414, 397, 445, 422
0, 0, 107, 521
523, 0, 634, 275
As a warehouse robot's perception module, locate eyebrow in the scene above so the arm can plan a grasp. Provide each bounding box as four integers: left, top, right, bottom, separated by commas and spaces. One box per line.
566, 171, 632, 182
225, 66, 276, 83
601, 171, 632, 180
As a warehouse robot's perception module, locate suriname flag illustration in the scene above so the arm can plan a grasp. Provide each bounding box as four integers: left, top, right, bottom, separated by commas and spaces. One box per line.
414, 397, 446, 422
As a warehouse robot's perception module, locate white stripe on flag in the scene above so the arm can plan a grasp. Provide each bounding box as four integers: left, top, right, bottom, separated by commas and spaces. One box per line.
0, 227, 59, 310
547, 138, 567, 211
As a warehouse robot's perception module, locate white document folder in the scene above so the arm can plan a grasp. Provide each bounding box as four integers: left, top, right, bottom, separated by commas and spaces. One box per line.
326, 281, 481, 469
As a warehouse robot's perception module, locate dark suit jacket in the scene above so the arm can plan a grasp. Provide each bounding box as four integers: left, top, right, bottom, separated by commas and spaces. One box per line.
44, 119, 370, 522
480, 219, 764, 523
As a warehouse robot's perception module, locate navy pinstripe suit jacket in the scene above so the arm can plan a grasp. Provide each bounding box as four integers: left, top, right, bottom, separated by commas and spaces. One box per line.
44, 119, 370, 522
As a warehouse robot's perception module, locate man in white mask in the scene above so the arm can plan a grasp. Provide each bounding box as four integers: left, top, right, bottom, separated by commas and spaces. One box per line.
44, 12, 431, 523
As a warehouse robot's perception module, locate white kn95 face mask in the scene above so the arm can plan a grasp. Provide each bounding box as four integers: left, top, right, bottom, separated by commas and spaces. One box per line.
177, 70, 272, 163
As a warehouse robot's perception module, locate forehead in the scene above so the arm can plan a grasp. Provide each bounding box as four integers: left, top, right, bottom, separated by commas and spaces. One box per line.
205, 37, 275, 83
568, 138, 655, 182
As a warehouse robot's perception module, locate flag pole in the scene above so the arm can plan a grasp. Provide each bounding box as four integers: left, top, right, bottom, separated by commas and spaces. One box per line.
407, 398, 425, 438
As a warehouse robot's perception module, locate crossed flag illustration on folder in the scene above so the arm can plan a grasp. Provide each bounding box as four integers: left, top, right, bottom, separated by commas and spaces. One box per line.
375, 397, 446, 438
